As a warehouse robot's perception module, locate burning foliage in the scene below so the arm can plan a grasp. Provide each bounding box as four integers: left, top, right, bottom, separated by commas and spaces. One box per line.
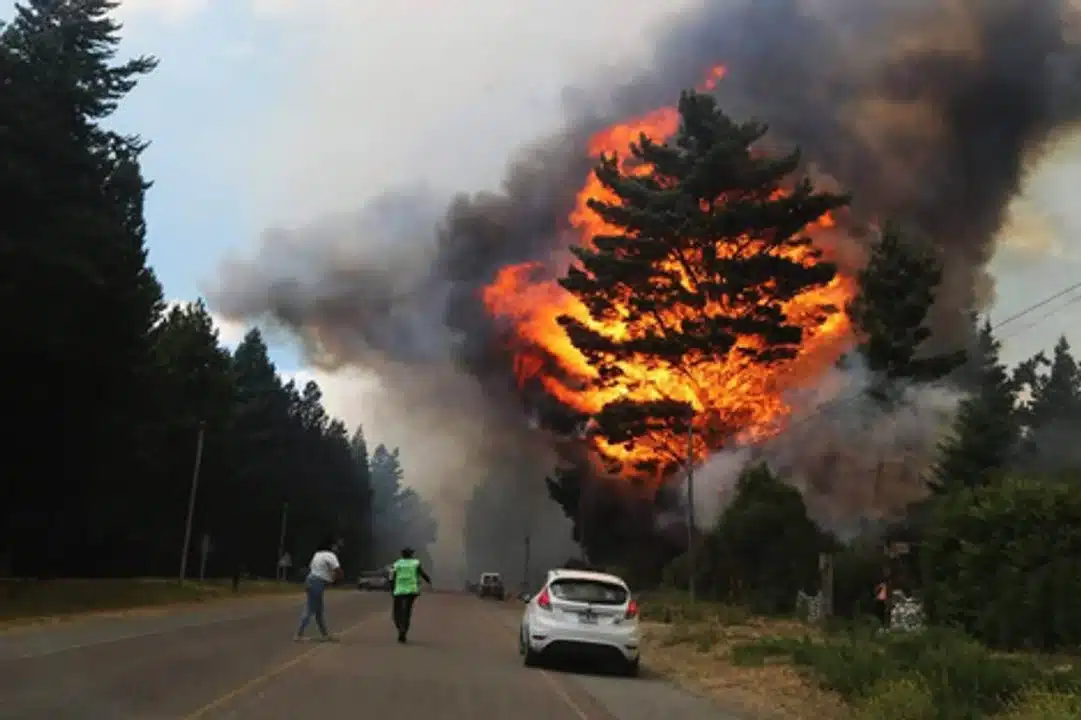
483, 81, 855, 485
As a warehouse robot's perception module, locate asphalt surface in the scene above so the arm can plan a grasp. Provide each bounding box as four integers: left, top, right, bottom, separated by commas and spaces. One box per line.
0, 590, 735, 719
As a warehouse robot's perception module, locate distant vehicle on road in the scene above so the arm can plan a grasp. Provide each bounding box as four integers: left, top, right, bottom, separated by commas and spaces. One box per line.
519, 568, 639, 676
357, 568, 391, 591
478, 572, 505, 600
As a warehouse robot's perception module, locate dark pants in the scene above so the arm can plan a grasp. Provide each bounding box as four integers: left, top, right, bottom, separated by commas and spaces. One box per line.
875, 599, 888, 626
393, 593, 418, 634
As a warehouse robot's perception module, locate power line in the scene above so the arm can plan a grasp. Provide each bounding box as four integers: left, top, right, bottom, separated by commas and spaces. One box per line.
775, 277, 1081, 433
998, 291, 1081, 343
991, 280, 1081, 331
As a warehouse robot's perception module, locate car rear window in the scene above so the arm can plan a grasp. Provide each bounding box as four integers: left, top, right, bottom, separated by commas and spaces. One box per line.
549, 579, 628, 605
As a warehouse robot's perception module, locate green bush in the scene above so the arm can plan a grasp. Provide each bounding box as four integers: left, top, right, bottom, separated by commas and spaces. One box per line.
921, 475, 1081, 651
731, 627, 1081, 718
999, 688, 1081, 719
831, 541, 887, 619
852, 675, 936, 720
676, 462, 831, 615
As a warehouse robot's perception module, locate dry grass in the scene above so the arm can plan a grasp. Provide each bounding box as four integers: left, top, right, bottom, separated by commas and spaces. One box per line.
0, 577, 301, 629
638, 593, 1081, 720
641, 610, 850, 719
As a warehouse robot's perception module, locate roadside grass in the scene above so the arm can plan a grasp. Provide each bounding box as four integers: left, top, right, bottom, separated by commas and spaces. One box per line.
0, 577, 301, 628
638, 591, 848, 719
639, 591, 1081, 720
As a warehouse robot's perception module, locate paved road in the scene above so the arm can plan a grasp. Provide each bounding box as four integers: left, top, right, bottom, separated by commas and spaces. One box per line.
0, 590, 734, 719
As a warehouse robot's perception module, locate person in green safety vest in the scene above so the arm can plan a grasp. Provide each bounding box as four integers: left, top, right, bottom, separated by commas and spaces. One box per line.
390, 546, 432, 643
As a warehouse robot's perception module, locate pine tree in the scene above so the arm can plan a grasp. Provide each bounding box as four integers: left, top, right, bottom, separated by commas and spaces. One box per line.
846, 226, 965, 403
368, 444, 436, 560
1016, 336, 1081, 473
228, 329, 293, 574
1, 0, 162, 574
928, 320, 1019, 493
350, 427, 374, 566
145, 301, 238, 574
545, 466, 586, 546
557, 90, 847, 478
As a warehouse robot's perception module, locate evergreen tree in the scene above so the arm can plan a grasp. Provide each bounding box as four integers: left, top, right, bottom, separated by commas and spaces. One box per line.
545, 466, 585, 546
557, 90, 847, 478
677, 463, 829, 614
1015, 336, 1081, 473
0, 0, 378, 578
846, 226, 965, 402
368, 444, 436, 562
145, 301, 238, 574
1, 0, 162, 574
370, 444, 405, 537
350, 427, 374, 566
227, 330, 294, 575
928, 320, 1019, 494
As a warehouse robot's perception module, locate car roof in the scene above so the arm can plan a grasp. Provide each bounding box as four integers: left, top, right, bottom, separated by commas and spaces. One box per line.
545, 568, 628, 587
480, 572, 501, 577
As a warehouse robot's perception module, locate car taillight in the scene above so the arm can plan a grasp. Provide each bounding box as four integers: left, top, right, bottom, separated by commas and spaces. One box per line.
536, 588, 551, 610
625, 598, 638, 619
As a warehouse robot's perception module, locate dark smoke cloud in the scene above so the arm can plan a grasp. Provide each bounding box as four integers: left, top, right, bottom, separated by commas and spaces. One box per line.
207, 0, 1081, 573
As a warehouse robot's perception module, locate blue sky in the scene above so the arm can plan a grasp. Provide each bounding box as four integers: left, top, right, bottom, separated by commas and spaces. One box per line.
5, 0, 1081, 412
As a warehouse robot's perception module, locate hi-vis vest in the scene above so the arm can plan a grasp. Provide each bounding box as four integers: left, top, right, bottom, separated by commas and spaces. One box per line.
393, 558, 421, 595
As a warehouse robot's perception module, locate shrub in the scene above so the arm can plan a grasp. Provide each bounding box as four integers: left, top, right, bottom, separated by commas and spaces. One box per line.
831, 540, 890, 619
731, 626, 1081, 717
1000, 688, 1081, 719
852, 675, 936, 720
683, 462, 831, 615
921, 475, 1081, 651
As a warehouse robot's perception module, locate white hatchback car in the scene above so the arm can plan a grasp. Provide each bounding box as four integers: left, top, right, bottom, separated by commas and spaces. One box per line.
519, 568, 640, 676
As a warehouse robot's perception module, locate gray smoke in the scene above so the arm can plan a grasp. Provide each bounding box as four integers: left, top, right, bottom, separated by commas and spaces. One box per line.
676, 353, 965, 537
207, 0, 1081, 573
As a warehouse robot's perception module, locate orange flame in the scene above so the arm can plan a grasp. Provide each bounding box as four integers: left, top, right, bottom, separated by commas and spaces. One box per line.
482, 66, 855, 485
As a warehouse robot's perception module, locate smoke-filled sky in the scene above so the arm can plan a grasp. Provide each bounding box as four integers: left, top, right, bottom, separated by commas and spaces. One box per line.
10, 0, 1081, 572
69, 0, 1078, 366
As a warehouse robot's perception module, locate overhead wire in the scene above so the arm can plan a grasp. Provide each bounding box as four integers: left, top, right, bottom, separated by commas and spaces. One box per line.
775, 276, 1081, 432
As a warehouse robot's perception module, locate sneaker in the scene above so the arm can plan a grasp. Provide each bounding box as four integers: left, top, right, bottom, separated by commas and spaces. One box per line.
322, 635, 339, 643
397, 631, 406, 643
293, 635, 304, 643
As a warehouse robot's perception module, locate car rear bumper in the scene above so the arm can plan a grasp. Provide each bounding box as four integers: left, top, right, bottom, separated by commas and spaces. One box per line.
526, 617, 639, 662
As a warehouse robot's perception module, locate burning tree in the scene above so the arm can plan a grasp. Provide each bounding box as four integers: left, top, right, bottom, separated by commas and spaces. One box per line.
555, 91, 849, 480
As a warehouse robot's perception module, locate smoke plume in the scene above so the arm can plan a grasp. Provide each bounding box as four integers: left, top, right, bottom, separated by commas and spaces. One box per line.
207, 0, 1081, 574
679, 355, 965, 538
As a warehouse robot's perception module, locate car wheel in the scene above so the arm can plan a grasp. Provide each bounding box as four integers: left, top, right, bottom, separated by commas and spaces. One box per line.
522, 630, 541, 667
621, 657, 640, 677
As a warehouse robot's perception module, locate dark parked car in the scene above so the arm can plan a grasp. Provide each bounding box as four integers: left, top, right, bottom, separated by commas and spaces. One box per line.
478, 572, 505, 600
357, 568, 391, 591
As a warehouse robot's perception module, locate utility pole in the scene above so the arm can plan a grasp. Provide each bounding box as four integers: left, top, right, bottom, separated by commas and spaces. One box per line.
199, 534, 210, 580
179, 421, 206, 584
276, 502, 289, 581
685, 417, 697, 603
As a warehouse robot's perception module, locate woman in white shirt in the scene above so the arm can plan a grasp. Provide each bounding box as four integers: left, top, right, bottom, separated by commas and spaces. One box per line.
294, 535, 343, 641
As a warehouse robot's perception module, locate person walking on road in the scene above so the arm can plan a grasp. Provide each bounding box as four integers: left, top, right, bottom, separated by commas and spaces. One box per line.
390, 547, 431, 643
294, 535, 343, 642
